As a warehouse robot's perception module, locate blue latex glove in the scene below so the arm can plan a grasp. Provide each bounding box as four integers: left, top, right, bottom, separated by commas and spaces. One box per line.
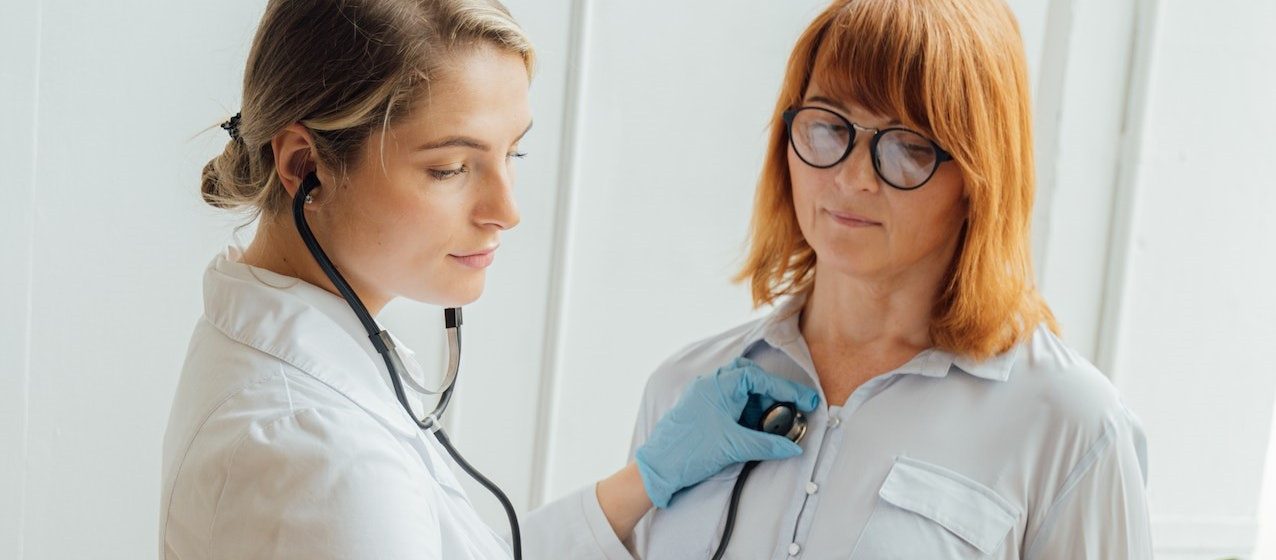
635, 357, 821, 508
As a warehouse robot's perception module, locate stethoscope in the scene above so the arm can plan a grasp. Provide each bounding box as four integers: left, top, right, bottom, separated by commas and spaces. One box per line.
711, 400, 808, 560
293, 172, 524, 559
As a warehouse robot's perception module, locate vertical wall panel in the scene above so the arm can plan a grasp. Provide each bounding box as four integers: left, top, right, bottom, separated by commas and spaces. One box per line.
0, 1, 42, 557
20, 1, 263, 556
1112, 1, 1276, 557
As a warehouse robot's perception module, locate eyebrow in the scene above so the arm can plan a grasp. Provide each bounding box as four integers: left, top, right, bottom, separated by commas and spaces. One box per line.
415, 121, 534, 152
805, 96, 901, 126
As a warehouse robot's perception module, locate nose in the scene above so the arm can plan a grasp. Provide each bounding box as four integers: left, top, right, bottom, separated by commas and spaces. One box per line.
834, 134, 881, 194
475, 164, 521, 231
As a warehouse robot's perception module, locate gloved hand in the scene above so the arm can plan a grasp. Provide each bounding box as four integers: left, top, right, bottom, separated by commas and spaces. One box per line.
635, 357, 821, 508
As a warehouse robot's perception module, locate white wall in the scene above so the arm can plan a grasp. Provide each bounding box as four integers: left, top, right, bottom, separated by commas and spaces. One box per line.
1112, 1, 1276, 558
0, 1, 41, 557
1, 0, 1271, 558
1, 2, 266, 557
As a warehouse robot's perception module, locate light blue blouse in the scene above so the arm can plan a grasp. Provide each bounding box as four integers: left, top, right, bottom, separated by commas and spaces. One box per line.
531, 293, 1153, 559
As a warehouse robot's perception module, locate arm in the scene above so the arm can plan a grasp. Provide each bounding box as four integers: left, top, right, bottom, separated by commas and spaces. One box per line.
599, 358, 819, 538
596, 463, 652, 543
521, 358, 820, 559
1023, 408, 1153, 560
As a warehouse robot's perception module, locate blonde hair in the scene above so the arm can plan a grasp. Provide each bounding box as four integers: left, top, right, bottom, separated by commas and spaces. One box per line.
201, 0, 535, 217
737, 0, 1058, 360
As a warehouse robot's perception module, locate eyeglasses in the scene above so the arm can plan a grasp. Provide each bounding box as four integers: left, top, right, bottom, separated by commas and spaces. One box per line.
782, 107, 953, 190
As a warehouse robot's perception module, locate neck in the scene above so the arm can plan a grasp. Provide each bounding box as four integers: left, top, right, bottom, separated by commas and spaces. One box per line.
241, 214, 390, 316
799, 250, 955, 352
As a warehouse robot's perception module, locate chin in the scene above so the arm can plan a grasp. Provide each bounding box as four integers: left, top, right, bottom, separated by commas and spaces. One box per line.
438, 282, 486, 308
402, 278, 485, 308
815, 246, 883, 277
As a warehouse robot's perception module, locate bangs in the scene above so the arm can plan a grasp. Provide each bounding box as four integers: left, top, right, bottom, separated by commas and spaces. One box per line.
806, 0, 935, 135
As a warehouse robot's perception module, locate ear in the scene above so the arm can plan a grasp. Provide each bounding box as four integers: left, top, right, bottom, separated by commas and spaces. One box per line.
271, 123, 319, 200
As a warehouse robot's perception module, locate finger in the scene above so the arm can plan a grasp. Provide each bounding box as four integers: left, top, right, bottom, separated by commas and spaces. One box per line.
738, 366, 821, 412
739, 393, 773, 428
731, 428, 803, 461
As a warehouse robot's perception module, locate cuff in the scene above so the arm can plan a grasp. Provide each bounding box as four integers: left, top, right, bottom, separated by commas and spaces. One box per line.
521, 484, 634, 560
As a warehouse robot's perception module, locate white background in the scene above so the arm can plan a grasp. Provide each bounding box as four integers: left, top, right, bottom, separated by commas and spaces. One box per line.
1, 0, 1273, 558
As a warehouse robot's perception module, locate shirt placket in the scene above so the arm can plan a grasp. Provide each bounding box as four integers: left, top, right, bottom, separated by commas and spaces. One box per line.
768, 340, 905, 559
773, 403, 846, 559
759, 331, 848, 559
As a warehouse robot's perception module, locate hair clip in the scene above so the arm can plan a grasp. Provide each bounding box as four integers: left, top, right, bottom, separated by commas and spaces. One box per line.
220, 112, 242, 141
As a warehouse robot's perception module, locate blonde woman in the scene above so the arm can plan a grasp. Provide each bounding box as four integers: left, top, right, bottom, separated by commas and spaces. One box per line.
160, 1, 819, 558
610, 0, 1153, 558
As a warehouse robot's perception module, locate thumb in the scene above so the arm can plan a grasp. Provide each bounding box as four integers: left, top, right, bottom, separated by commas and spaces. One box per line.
738, 366, 821, 412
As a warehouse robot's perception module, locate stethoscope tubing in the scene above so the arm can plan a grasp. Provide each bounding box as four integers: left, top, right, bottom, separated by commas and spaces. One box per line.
293, 173, 523, 559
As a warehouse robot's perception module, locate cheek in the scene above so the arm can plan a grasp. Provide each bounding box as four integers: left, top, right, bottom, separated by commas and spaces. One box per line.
349, 178, 453, 269
788, 155, 819, 229
401, 196, 461, 257
896, 172, 967, 249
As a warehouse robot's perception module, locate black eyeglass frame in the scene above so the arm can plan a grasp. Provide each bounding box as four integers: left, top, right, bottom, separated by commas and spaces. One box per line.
781, 107, 954, 190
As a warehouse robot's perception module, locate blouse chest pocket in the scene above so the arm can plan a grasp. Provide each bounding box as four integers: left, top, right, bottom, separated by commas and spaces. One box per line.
850, 456, 1019, 559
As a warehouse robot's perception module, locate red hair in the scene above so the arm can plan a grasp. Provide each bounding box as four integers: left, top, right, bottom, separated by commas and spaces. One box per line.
737, 0, 1058, 359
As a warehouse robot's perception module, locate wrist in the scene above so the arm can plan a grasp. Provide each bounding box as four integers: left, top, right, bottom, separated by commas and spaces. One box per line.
596, 462, 654, 542
634, 447, 674, 508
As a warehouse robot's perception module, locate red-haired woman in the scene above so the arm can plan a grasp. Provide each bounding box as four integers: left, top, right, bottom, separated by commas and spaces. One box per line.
615, 0, 1153, 558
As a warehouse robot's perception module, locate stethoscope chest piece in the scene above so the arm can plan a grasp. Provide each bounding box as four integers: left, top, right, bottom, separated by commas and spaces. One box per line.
759, 403, 808, 444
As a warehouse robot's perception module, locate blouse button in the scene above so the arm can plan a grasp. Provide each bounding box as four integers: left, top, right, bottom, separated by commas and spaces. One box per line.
805, 481, 819, 495
828, 416, 841, 429
788, 542, 802, 556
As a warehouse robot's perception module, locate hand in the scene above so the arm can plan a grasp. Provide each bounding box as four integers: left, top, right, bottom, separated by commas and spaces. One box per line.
634, 357, 821, 508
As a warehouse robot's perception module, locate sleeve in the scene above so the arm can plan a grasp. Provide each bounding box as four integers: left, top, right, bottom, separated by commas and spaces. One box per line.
520, 345, 708, 560
210, 408, 443, 560
519, 363, 678, 560
1023, 406, 1154, 560
519, 485, 634, 560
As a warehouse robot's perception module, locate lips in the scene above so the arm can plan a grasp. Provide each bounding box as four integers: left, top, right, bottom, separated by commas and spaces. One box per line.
827, 209, 881, 227
450, 246, 498, 269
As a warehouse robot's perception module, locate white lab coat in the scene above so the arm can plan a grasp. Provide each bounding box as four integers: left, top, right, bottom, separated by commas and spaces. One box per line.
160, 248, 632, 559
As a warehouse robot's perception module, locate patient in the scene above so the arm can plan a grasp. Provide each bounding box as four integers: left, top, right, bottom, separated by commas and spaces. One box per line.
616, 0, 1152, 557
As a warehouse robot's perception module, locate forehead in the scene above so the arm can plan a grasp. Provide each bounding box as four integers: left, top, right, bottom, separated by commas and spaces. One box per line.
392, 46, 532, 139
802, 85, 899, 127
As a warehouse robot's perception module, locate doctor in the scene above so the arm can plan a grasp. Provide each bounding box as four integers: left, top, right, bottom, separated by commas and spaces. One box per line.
159, 0, 819, 558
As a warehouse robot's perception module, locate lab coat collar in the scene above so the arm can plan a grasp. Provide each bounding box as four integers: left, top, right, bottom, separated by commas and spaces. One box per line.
202, 246, 420, 438
742, 290, 1018, 383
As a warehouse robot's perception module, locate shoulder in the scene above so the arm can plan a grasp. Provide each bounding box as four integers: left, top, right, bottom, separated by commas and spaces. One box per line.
170, 317, 362, 442
1007, 325, 1144, 443
165, 319, 399, 500
639, 316, 769, 413
226, 406, 413, 475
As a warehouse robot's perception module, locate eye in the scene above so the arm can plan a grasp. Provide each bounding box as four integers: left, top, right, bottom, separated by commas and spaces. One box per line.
904, 143, 932, 156
429, 165, 469, 180
507, 151, 527, 161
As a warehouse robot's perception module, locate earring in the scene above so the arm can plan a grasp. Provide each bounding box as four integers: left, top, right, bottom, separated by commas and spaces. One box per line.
304, 194, 314, 204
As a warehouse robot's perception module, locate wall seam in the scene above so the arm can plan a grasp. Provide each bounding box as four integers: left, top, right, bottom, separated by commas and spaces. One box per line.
527, 0, 592, 508
1093, 0, 1161, 376
16, 1, 46, 557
